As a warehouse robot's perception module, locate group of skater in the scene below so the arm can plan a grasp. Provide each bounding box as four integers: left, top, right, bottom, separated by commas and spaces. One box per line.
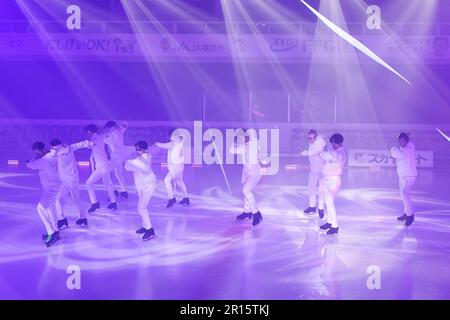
27, 121, 190, 247
298, 130, 417, 235
26, 122, 418, 247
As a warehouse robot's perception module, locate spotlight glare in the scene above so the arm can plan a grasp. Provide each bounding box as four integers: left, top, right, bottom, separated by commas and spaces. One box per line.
299, 0, 412, 85
436, 128, 450, 142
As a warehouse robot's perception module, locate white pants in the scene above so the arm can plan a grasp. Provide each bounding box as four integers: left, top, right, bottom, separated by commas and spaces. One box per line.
55, 183, 85, 220
111, 157, 127, 192
85, 166, 116, 204
318, 176, 341, 228
242, 174, 262, 213
164, 167, 187, 199
137, 185, 156, 230
399, 176, 416, 216
307, 171, 322, 207
38, 188, 58, 235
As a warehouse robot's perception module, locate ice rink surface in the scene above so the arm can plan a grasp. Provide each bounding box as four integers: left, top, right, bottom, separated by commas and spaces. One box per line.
0, 164, 449, 299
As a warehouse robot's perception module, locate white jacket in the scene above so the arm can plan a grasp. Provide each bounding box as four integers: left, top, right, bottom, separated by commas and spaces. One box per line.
320, 146, 346, 178
90, 132, 111, 170
26, 150, 61, 189
391, 142, 417, 178
157, 141, 185, 173
125, 152, 156, 193
104, 126, 133, 161
301, 135, 326, 173
230, 138, 261, 182
55, 140, 92, 187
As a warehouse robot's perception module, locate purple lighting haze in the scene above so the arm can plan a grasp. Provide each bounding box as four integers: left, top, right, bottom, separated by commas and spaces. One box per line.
0, 0, 449, 301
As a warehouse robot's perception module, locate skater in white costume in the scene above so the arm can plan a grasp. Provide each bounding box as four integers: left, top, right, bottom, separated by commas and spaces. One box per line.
26, 142, 61, 247
155, 130, 190, 208
317, 133, 346, 235
125, 140, 157, 241
300, 129, 327, 217
231, 128, 263, 226
391, 132, 417, 227
104, 121, 133, 199
84, 124, 117, 213
49, 138, 93, 229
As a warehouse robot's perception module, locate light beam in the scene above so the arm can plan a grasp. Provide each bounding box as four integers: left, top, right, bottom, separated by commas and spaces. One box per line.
436, 128, 450, 142
299, 0, 412, 85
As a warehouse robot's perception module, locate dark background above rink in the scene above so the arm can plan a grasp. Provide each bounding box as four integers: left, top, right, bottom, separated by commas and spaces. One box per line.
1, 0, 449, 123
1, 61, 450, 123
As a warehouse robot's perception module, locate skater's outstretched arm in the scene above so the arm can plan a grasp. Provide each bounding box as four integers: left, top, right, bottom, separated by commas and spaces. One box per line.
125, 154, 151, 174
26, 155, 47, 170
301, 137, 326, 157
70, 140, 93, 151
106, 122, 129, 139
155, 142, 174, 150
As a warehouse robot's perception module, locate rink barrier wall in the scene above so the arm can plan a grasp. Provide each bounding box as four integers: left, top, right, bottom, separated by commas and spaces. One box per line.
0, 119, 449, 169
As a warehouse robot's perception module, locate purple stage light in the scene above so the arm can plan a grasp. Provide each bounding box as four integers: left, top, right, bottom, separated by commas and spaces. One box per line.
0, 0, 449, 301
